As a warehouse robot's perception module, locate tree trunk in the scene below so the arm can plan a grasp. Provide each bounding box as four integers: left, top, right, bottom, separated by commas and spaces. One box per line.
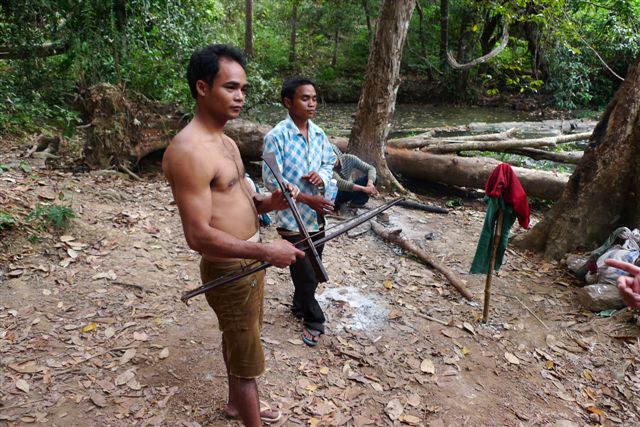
515, 57, 640, 259
244, 0, 254, 58
454, 6, 475, 94
332, 26, 339, 67
347, 0, 416, 191
362, 0, 373, 43
415, 1, 427, 59
289, 0, 298, 70
439, 0, 449, 70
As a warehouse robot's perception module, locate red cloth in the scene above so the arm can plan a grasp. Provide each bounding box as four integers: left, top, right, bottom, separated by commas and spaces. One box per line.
485, 163, 530, 229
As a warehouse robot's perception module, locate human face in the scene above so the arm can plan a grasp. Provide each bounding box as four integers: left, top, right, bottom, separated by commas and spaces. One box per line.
285, 84, 317, 124
196, 58, 247, 121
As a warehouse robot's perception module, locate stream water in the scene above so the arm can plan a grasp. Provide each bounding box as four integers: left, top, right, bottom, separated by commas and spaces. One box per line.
243, 103, 589, 173
245, 103, 535, 136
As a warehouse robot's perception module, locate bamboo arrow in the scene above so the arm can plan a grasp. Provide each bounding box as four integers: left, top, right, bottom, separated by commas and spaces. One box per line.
181, 197, 404, 303
262, 151, 329, 283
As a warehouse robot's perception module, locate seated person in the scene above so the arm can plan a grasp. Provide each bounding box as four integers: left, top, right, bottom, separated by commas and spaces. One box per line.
331, 144, 378, 209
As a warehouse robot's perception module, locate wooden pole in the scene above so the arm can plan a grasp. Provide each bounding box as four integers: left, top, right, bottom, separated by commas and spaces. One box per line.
482, 207, 504, 323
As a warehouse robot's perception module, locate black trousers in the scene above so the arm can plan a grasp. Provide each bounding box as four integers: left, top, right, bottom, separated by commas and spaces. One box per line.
282, 230, 326, 333
335, 175, 373, 208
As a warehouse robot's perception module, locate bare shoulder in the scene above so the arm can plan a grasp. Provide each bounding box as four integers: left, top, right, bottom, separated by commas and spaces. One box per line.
222, 133, 241, 154
163, 124, 213, 183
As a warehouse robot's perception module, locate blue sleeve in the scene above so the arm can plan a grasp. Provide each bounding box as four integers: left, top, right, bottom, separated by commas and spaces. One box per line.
262, 131, 286, 192
318, 132, 337, 187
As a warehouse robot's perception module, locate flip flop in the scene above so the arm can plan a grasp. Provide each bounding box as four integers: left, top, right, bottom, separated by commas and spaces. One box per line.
224, 401, 282, 424
259, 400, 282, 424
302, 327, 321, 347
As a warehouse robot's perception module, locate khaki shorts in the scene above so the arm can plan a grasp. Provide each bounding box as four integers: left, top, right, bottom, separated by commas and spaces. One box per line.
200, 258, 266, 379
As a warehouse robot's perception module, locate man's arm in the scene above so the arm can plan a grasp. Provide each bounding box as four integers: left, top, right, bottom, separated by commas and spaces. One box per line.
166, 147, 303, 266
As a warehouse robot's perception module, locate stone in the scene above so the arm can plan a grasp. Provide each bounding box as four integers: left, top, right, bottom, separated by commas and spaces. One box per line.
577, 283, 625, 312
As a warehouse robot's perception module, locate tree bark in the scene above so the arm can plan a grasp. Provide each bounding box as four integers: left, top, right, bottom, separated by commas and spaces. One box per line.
244, 0, 254, 58
515, 56, 640, 259
347, 0, 416, 191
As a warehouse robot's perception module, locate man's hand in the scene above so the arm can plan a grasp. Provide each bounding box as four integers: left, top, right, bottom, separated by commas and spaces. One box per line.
257, 184, 300, 213
605, 259, 640, 309
302, 171, 324, 187
299, 193, 334, 215
364, 181, 379, 196
263, 240, 305, 268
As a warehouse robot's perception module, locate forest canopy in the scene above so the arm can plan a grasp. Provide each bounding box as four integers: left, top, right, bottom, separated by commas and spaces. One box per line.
1, 0, 639, 135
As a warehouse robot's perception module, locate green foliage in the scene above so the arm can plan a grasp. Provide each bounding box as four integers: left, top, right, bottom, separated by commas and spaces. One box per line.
26, 204, 77, 232
0, 211, 15, 230
446, 198, 464, 208
2, 0, 640, 136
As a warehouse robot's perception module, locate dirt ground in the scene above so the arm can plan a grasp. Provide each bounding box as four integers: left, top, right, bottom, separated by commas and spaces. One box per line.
1, 139, 640, 427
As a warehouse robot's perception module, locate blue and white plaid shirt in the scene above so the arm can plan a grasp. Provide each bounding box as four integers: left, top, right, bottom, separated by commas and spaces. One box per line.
262, 116, 336, 233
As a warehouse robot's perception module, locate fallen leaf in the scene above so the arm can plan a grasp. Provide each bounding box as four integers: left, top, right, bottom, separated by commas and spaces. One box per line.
16, 379, 30, 393
90, 392, 107, 408
504, 352, 520, 365
582, 369, 594, 381
420, 358, 435, 374
288, 338, 304, 345
120, 348, 136, 365
545, 360, 554, 370
586, 406, 605, 416
462, 322, 475, 335
67, 248, 78, 259
384, 279, 394, 289
82, 322, 97, 333
9, 361, 44, 374
159, 347, 169, 359
406, 393, 421, 407
115, 369, 135, 386
309, 418, 320, 427
385, 398, 404, 421
319, 366, 329, 375
104, 327, 115, 338
133, 332, 148, 341
399, 414, 421, 425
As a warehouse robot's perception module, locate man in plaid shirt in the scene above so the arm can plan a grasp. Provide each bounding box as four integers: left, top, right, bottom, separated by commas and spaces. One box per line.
262, 76, 336, 347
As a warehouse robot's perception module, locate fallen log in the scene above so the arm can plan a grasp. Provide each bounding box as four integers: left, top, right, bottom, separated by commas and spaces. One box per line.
370, 221, 473, 300
383, 146, 569, 200
505, 148, 583, 164
390, 127, 516, 149
397, 199, 449, 214
422, 132, 591, 154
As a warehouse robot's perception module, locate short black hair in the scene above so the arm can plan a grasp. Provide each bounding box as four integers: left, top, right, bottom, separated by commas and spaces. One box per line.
186, 44, 247, 99
280, 76, 317, 104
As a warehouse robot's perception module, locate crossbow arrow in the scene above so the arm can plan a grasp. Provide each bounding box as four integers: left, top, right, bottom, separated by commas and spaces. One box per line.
181, 197, 403, 303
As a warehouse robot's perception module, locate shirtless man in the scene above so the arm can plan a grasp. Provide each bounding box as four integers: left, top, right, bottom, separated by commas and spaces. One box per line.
163, 44, 304, 426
